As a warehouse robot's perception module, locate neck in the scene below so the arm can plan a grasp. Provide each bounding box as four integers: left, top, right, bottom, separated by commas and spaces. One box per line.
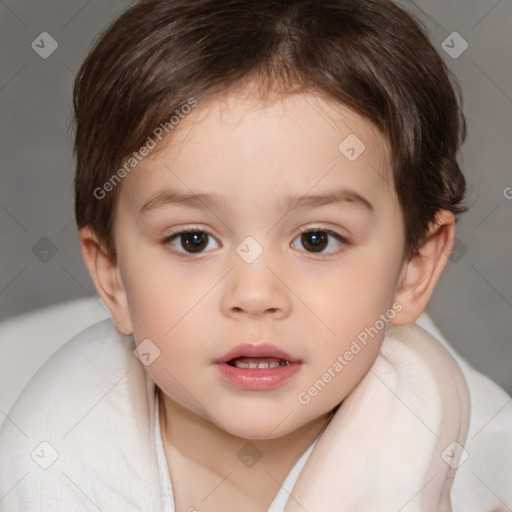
158, 389, 334, 512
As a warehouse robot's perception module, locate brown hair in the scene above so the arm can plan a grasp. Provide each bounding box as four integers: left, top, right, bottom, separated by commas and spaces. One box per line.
73, 0, 466, 262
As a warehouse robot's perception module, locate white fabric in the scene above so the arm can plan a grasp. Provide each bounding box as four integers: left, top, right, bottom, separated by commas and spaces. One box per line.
0, 296, 111, 425
0, 317, 510, 511
154, 391, 175, 512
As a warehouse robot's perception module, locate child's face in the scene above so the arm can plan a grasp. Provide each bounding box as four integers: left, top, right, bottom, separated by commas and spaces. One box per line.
112, 88, 407, 439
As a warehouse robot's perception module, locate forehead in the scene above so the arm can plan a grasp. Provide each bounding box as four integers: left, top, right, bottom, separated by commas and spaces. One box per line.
164, 88, 389, 163
118, 88, 396, 215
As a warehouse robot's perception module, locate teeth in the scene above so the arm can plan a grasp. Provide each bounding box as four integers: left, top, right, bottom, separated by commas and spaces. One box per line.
230, 358, 290, 369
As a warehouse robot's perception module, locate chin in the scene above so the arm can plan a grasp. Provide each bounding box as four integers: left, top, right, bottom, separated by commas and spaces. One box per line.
212, 411, 299, 440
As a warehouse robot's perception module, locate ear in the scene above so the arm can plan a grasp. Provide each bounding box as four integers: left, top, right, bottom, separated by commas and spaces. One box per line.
391, 210, 455, 325
78, 226, 133, 335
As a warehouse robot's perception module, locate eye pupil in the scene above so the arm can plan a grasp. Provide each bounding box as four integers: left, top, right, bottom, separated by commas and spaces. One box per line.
182, 232, 208, 252
302, 231, 328, 252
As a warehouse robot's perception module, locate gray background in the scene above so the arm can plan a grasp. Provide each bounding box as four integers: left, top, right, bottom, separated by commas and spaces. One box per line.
1, 1, 511, 392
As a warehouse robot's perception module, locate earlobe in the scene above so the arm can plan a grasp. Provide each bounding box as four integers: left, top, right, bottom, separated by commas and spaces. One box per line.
78, 226, 133, 335
391, 211, 455, 325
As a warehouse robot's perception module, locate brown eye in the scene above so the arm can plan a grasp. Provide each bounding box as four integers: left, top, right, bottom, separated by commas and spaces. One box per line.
291, 229, 346, 255
165, 230, 219, 254
301, 231, 328, 252
180, 232, 208, 252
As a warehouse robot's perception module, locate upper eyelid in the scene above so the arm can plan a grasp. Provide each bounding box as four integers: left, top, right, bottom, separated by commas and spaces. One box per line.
165, 225, 346, 240
299, 226, 346, 236
166, 226, 219, 241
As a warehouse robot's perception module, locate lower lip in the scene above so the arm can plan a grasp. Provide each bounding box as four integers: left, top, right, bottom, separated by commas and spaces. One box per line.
215, 362, 301, 390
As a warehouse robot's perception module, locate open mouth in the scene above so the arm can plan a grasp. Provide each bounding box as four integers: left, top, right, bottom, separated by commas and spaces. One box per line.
227, 357, 291, 369
215, 343, 301, 389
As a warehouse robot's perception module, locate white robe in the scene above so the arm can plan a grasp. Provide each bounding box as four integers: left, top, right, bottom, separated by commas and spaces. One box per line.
0, 318, 510, 511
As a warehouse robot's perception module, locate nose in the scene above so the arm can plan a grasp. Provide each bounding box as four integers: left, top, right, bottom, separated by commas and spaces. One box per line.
220, 250, 292, 320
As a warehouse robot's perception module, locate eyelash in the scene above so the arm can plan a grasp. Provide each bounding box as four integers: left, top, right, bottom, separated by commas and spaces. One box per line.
162, 226, 349, 259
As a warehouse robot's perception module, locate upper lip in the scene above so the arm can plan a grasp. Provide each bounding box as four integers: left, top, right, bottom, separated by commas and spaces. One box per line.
214, 343, 300, 364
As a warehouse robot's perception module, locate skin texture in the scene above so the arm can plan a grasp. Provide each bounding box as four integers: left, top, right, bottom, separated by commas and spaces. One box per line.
79, 86, 455, 511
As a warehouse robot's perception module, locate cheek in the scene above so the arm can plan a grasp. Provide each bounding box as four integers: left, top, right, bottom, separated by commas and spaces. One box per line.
296, 250, 401, 388
121, 247, 216, 339
300, 250, 400, 336
133, 311, 214, 415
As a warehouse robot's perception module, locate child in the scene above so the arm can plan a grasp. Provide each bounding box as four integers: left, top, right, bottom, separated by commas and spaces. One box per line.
1, 0, 510, 510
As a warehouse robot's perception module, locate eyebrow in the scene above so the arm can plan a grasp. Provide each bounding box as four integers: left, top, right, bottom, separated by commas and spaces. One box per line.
139, 187, 373, 214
